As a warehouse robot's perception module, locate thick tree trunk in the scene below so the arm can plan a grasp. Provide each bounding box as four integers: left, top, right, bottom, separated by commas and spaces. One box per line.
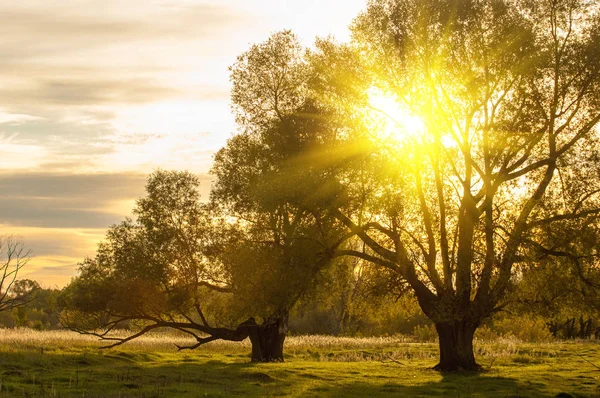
433, 321, 481, 371
247, 316, 288, 362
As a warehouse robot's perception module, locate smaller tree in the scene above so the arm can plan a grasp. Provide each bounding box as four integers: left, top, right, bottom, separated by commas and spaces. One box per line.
61, 171, 253, 351
0, 237, 37, 313
62, 170, 339, 362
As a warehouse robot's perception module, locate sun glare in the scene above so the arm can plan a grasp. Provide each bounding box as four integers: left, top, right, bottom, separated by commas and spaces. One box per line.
367, 89, 425, 144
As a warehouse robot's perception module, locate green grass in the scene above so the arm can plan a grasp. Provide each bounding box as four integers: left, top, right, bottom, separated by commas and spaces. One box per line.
0, 329, 598, 397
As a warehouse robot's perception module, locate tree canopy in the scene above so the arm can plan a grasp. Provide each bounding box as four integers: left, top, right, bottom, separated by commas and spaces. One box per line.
309, 0, 600, 370
62, 171, 253, 349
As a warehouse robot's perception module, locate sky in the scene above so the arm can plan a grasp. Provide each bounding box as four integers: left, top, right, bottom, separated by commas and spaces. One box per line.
0, 0, 368, 287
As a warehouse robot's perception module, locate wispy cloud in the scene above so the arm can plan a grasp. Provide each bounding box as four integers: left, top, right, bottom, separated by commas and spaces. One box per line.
0, 172, 145, 228
0, 1, 253, 176
0, 171, 213, 228
0, 134, 49, 170
0, 78, 181, 107
0, 2, 251, 61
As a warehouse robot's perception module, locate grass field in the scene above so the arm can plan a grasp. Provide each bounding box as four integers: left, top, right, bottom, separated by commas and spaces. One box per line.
0, 329, 598, 397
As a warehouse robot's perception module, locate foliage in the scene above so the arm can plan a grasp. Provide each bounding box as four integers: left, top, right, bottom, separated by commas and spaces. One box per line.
290, 257, 427, 336
229, 30, 309, 133
62, 170, 252, 348
0, 285, 62, 329
491, 315, 554, 343
213, 30, 351, 355
413, 324, 438, 343
510, 254, 600, 338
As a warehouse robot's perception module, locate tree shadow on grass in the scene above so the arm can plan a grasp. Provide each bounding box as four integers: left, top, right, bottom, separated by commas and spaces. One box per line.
0, 350, 582, 397
314, 370, 568, 398
0, 350, 292, 397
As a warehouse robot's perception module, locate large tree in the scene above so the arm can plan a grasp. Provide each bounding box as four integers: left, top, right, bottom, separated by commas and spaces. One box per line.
63, 33, 346, 363
212, 30, 348, 360
311, 0, 600, 370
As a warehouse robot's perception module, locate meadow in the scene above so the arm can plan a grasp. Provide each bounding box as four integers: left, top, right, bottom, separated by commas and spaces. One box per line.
0, 329, 598, 397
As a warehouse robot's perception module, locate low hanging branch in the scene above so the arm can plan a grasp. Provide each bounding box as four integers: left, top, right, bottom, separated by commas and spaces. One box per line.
63, 310, 258, 350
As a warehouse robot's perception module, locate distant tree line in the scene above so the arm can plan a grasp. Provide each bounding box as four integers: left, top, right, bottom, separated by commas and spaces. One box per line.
6, 258, 600, 342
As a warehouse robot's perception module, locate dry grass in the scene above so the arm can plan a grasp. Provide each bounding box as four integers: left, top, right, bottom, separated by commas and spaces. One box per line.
0, 328, 563, 359
0, 328, 416, 353
0, 328, 195, 352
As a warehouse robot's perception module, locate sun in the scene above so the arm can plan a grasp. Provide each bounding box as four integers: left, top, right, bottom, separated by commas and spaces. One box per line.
367, 88, 425, 144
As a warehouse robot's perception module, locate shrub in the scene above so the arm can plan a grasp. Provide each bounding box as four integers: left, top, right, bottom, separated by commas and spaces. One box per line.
474, 325, 500, 341
493, 316, 553, 342
413, 324, 437, 342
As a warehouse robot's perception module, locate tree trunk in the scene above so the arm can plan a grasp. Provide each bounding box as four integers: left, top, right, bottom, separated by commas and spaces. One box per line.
565, 318, 576, 338
578, 317, 592, 339
548, 320, 559, 337
433, 321, 481, 371
247, 316, 288, 362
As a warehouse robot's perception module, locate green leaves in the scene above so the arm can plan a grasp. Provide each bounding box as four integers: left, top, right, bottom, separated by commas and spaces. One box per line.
64, 170, 233, 324
230, 30, 309, 132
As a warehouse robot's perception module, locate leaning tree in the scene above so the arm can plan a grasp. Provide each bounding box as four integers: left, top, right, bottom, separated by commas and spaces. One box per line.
62, 171, 259, 351
308, 0, 600, 370
63, 170, 315, 361
63, 167, 342, 362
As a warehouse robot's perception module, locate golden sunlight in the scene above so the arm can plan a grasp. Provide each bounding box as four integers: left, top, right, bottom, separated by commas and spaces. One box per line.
367, 88, 425, 144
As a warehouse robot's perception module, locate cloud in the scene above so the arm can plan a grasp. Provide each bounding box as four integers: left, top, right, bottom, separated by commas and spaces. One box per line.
0, 172, 146, 200
20, 256, 82, 288
0, 100, 228, 174
0, 0, 240, 176
1, 226, 104, 258
28, 264, 79, 277
0, 78, 181, 107
0, 172, 145, 228
0, 201, 127, 229
0, 171, 213, 228
0, 1, 248, 143
0, 135, 49, 170
0, 116, 116, 166
0, 2, 251, 61
0, 112, 42, 124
